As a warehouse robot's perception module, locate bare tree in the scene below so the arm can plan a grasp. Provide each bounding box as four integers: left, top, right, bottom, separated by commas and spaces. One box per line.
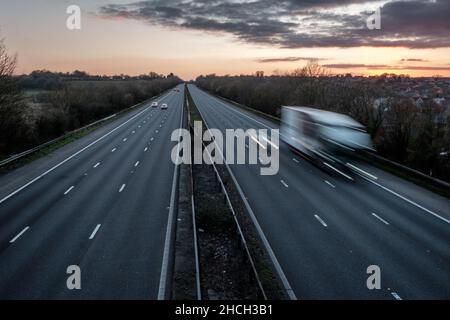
0, 38, 27, 156
346, 85, 387, 139
290, 60, 329, 106
299, 60, 329, 78
381, 99, 417, 162
0, 38, 19, 105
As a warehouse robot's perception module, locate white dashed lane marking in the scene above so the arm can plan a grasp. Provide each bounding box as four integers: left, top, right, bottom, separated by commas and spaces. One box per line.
314, 214, 328, 228
64, 186, 75, 195
325, 180, 335, 188
372, 212, 390, 225
89, 224, 101, 240
9, 226, 30, 243
391, 292, 402, 300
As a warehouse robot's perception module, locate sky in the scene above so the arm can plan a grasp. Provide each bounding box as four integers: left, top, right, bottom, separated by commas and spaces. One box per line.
0, 0, 449, 80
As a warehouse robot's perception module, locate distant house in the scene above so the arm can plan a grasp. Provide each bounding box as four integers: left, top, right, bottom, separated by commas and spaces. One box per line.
433, 97, 447, 107
414, 97, 424, 108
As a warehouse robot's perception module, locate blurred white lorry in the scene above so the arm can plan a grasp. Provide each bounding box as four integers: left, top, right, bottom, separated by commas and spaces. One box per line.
280, 106, 373, 162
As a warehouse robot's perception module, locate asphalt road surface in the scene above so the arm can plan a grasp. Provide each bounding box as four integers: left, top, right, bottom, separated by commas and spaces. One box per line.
0, 85, 185, 299
188, 84, 450, 300
1, 82, 448, 300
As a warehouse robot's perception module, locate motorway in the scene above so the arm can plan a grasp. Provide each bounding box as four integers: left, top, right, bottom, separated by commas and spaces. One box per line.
188, 84, 450, 300
0, 84, 185, 299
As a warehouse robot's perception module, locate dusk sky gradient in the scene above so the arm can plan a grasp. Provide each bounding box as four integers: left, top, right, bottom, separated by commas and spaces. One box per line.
1, 0, 449, 79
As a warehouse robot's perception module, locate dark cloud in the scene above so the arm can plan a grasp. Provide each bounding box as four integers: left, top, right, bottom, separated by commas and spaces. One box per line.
98, 0, 450, 49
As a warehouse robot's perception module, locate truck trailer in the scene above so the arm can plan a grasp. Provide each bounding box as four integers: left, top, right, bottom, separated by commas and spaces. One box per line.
280, 106, 373, 163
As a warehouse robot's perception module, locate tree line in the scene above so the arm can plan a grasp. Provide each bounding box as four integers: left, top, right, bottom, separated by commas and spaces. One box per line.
17, 70, 175, 91
0, 39, 182, 159
195, 62, 450, 182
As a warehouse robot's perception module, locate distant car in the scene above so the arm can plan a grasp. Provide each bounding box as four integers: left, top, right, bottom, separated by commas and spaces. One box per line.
151, 102, 158, 108
161, 103, 168, 110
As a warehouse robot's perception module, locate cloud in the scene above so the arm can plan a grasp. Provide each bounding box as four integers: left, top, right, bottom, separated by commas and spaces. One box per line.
98, 0, 450, 49
324, 63, 450, 71
400, 58, 429, 62
257, 57, 326, 63
324, 64, 390, 69
389, 66, 450, 71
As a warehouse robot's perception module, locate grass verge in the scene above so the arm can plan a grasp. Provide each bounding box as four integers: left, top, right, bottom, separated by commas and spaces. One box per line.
187, 88, 287, 300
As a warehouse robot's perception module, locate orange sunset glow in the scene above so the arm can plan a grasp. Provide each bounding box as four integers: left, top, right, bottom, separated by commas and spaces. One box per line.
1, 0, 449, 79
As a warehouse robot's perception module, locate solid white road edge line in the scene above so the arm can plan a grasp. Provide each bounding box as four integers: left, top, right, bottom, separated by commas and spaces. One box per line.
0, 91, 172, 205
359, 174, 450, 225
